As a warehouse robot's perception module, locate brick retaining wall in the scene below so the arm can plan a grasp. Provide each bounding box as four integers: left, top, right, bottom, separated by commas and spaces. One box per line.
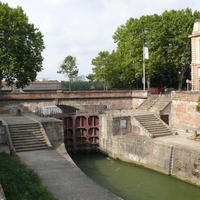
170, 100, 200, 132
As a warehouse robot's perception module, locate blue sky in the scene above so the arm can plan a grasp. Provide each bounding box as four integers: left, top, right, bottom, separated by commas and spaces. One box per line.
3, 0, 200, 81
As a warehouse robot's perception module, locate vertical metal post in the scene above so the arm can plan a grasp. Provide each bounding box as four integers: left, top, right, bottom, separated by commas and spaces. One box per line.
143, 46, 149, 91
143, 46, 146, 91
143, 59, 145, 91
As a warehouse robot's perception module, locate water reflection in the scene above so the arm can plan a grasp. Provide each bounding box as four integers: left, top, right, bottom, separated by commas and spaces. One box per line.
70, 152, 200, 200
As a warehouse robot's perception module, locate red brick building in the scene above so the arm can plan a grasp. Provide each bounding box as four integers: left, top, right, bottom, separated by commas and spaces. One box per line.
1, 80, 61, 91
24, 80, 61, 90
189, 19, 200, 91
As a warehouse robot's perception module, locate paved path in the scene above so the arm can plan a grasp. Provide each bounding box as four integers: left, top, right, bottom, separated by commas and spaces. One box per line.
153, 132, 200, 150
0, 143, 121, 200
17, 143, 121, 200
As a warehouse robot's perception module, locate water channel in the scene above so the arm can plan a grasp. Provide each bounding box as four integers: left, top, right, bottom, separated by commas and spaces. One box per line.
70, 152, 200, 200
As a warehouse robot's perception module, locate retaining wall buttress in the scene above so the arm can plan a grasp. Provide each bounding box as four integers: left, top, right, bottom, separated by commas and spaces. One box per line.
171, 146, 200, 185
41, 120, 64, 142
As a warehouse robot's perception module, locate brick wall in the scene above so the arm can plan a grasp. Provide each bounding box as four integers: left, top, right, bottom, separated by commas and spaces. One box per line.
170, 100, 200, 132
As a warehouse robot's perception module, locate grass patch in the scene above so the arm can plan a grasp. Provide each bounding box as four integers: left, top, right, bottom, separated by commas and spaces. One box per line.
0, 152, 58, 200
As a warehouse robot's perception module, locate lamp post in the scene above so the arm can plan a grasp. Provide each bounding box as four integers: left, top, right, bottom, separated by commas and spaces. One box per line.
186, 79, 189, 91
143, 46, 149, 91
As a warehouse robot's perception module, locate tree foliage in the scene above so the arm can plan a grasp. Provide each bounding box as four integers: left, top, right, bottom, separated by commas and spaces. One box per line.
90, 8, 200, 90
57, 56, 78, 79
0, 3, 45, 89
57, 55, 78, 90
61, 81, 104, 90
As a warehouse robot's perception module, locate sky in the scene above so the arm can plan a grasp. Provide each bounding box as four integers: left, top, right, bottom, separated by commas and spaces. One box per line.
2, 0, 200, 81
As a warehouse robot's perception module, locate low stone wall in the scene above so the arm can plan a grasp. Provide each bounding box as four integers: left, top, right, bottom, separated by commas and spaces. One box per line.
171, 91, 199, 101
41, 120, 64, 142
171, 145, 200, 184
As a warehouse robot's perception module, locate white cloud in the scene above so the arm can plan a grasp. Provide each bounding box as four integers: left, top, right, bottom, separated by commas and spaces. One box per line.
2, 0, 200, 80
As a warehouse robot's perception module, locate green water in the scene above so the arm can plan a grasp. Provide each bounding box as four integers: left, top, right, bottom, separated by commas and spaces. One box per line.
70, 152, 200, 200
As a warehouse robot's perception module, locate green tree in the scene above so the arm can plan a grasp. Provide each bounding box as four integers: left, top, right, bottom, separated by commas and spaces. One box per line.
92, 8, 200, 90
116, 15, 165, 89
57, 55, 78, 90
160, 8, 200, 90
61, 81, 104, 90
86, 74, 96, 82
0, 3, 45, 89
91, 51, 110, 90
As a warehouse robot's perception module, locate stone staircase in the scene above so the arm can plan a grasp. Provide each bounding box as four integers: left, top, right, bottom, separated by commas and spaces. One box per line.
134, 113, 173, 138
137, 96, 171, 113
8, 122, 49, 152
149, 96, 171, 113
136, 96, 159, 111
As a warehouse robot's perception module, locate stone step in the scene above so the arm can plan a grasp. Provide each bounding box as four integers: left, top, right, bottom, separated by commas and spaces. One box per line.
9, 127, 41, 130
9, 126, 41, 131
148, 130, 172, 134
10, 131, 42, 135
11, 134, 43, 139
15, 143, 47, 149
13, 140, 48, 152
140, 123, 167, 127
137, 119, 159, 123
146, 126, 171, 131
136, 96, 159, 110
12, 137, 45, 142
15, 145, 48, 152
136, 96, 171, 112
145, 126, 170, 130
134, 114, 156, 118
9, 128, 41, 133
9, 123, 39, 127
13, 140, 46, 146
135, 118, 158, 122
152, 133, 172, 138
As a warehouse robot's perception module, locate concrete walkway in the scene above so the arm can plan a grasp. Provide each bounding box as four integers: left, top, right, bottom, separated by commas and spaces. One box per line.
17, 143, 121, 200
0, 143, 121, 200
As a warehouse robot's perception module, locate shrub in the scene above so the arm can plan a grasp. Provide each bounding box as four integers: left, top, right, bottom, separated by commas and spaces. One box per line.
196, 95, 200, 112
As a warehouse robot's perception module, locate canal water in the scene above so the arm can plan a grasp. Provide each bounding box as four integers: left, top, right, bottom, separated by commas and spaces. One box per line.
70, 152, 200, 200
